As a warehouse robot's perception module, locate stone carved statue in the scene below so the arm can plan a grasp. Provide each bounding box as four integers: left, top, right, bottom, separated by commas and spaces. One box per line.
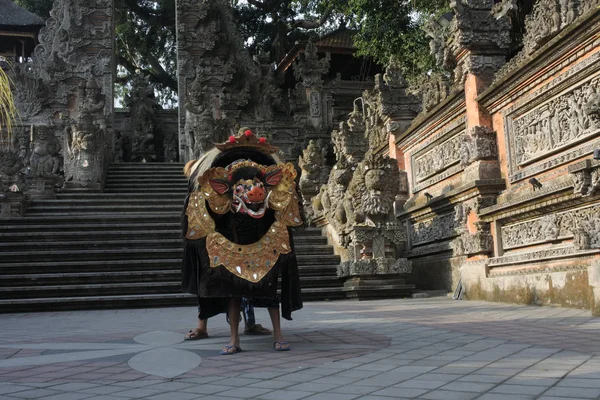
29, 125, 61, 177
298, 139, 330, 223
184, 76, 216, 159
67, 112, 98, 159
345, 153, 401, 226
79, 78, 105, 130
0, 150, 25, 193
163, 133, 179, 163
298, 140, 329, 193
126, 74, 159, 157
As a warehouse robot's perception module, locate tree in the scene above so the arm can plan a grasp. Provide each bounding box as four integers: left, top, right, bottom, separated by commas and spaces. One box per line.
15, 0, 448, 106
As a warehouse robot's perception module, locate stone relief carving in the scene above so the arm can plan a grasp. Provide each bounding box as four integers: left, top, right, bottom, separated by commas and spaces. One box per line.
460, 126, 498, 166
29, 125, 61, 177
337, 257, 412, 278
293, 40, 330, 90
125, 74, 160, 159
163, 133, 179, 163
495, 0, 600, 83
177, 0, 260, 161
409, 73, 452, 114
569, 160, 600, 197
413, 130, 465, 183
63, 79, 106, 188
410, 211, 459, 247
501, 203, 600, 249
453, 221, 493, 257
298, 139, 330, 223
0, 149, 26, 194
509, 76, 600, 168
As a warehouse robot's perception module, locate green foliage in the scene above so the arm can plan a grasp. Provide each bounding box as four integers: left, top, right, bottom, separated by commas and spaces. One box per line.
325, 0, 449, 82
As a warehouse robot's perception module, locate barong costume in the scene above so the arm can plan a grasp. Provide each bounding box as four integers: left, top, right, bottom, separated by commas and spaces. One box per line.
181, 129, 303, 321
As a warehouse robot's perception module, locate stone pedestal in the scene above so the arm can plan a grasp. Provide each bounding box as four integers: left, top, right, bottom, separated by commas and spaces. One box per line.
26, 176, 61, 199
132, 151, 157, 163
0, 192, 27, 218
343, 275, 414, 300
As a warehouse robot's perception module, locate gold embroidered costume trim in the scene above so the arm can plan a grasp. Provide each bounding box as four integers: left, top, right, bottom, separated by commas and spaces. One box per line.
185, 191, 215, 239
275, 185, 303, 227
200, 167, 231, 214
206, 221, 292, 283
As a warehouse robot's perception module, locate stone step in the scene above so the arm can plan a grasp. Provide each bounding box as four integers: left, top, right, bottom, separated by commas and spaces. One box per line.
0, 282, 183, 299
0, 259, 184, 274
55, 193, 187, 200
108, 162, 185, 169
0, 288, 349, 313
29, 198, 184, 206
0, 246, 339, 264
0, 240, 335, 255
0, 271, 341, 287
0, 231, 328, 246
0, 293, 197, 313
103, 188, 189, 193
0, 222, 180, 232
1, 248, 183, 263
0, 270, 181, 286
104, 179, 188, 185
0, 260, 339, 277
25, 206, 184, 215
26, 205, 184, 214
104, 181, 188, 187
0, 213, 182, 225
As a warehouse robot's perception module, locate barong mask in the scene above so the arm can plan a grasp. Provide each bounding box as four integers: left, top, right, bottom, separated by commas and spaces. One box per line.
205, 160, 286, 219
184, 129, 303, 283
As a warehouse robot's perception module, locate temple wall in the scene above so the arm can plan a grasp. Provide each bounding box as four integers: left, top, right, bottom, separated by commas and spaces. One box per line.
392, 4, 600, 313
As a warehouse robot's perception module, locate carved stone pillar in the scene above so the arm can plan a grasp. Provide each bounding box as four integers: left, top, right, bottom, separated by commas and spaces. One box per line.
293, 41, 330, 131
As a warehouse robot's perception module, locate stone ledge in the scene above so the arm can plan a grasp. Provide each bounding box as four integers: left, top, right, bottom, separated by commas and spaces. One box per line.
398, 179, 506, 219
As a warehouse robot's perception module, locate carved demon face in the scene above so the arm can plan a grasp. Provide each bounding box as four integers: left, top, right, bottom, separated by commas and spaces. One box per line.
208, 162, 283, 219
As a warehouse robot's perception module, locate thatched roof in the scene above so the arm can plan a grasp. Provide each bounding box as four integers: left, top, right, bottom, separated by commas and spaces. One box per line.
0, 0, 45, 28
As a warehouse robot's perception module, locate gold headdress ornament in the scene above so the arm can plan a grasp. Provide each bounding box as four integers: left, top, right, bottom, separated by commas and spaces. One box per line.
216, 127, 279, 155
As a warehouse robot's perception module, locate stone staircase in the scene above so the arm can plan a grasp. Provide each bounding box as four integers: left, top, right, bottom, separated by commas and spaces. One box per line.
0, 163, 344, 313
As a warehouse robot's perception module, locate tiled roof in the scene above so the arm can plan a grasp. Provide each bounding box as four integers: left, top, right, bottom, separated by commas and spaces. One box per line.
315, 28, 356, 50
0, 0, 45, 27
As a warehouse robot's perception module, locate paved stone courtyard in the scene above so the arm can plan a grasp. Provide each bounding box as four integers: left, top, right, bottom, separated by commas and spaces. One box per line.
2, 298, 600, 399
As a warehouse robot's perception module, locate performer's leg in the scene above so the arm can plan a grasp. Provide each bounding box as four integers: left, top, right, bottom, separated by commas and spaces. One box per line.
268, 307, 290, 351
222, 298, 241, 354
185, 299, 208, 340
